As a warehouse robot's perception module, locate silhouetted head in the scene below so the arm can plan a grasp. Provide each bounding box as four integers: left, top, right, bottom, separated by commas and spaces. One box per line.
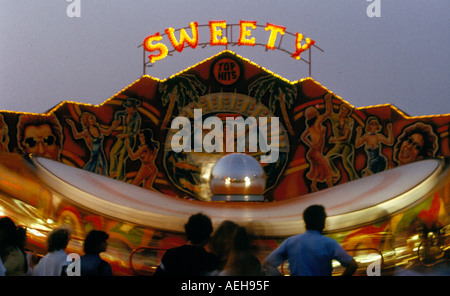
185, 213, 213, 246
47, 226, 72, 252
83, 230, 109, 255
0, 217, 18, 249
303, 205, 327, 232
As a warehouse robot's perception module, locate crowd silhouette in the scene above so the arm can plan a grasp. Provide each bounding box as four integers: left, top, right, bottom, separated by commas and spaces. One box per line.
0, 205, 357, 276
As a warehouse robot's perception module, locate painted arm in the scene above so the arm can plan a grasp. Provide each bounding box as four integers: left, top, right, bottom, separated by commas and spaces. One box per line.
125, 138, 145, 161
378, 123, 394, 146
99, 120, 120, 136
66, 119, 87, 140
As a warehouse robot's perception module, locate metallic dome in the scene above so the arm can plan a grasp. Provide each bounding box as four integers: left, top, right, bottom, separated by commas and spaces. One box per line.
210, 153, 266, 201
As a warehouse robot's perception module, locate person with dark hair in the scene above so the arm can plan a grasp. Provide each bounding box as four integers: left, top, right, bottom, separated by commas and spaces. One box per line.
209, 220, 239, 271
154, 213, 220, 276
0, 217, 28, 276
33, 226, 72, 276
264, 205, 358, 276
218, 226, 264, 276
79, 230, 112, 276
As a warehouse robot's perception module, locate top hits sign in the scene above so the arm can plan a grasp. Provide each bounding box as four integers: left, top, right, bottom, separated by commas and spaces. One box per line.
143, 20, 316, 63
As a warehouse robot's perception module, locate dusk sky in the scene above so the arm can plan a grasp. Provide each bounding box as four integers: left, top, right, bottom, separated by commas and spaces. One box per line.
1, 0, 448, 116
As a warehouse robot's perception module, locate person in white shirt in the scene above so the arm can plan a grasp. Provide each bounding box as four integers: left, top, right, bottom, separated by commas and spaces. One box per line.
33, 226, 72, 276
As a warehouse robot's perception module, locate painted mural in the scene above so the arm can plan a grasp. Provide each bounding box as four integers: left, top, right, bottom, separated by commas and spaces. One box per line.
1, 50, 449, 275
1, 50, 448, 202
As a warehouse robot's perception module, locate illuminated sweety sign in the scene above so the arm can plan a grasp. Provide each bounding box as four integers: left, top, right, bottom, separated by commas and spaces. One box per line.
143, 20, 315, 63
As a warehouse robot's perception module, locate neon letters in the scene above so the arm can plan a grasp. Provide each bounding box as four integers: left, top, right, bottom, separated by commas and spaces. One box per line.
143, 20, 315, 63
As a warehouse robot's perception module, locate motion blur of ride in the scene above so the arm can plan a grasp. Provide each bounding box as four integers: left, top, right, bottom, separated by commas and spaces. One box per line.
1, 51, 449, 275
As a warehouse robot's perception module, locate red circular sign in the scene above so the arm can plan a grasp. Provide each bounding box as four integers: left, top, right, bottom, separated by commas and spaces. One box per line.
213, 58, 240, 85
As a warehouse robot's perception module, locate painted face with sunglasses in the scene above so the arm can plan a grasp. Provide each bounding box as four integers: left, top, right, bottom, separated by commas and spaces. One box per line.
22, 124, 59, 160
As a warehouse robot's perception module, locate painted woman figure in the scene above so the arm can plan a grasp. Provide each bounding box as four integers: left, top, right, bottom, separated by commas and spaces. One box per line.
300, 93, 334, 191
125, 129, 160, 190
355, 116, 393, 176
66, 113, 119, 175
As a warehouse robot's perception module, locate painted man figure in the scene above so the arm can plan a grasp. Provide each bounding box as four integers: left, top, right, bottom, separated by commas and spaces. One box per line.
109, 98, 142, 181
325, 103, 358, 182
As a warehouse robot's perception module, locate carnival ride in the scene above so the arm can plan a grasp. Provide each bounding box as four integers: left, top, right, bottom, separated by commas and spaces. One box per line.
1, 44, 449, 275
0, 151, 449, 275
